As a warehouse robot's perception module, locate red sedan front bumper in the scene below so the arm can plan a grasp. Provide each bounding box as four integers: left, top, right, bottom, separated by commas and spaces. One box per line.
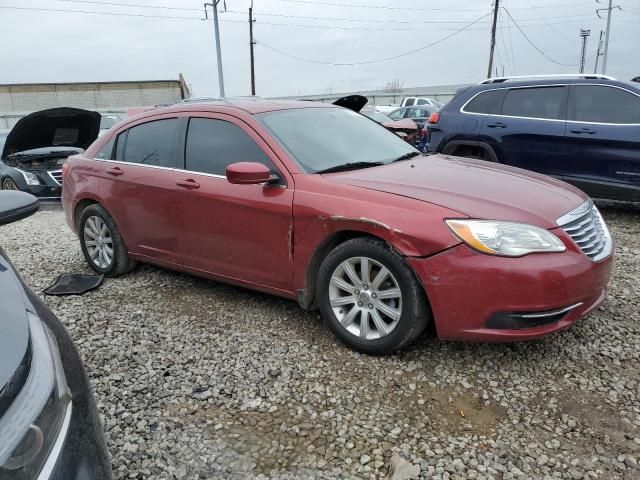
408, 240, 613, 342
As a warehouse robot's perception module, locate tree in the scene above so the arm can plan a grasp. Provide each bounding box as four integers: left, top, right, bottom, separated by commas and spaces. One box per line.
382, 79, 404, 94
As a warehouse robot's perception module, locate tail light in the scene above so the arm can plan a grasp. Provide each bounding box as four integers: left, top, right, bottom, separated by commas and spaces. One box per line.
428, 112, 440, 124
61, 163, 70, 180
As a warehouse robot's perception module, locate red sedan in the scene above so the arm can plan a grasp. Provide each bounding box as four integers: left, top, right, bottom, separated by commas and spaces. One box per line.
62, 99, 613, 355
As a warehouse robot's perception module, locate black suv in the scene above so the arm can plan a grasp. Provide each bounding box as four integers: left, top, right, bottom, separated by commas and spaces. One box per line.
427, 75, 640, 201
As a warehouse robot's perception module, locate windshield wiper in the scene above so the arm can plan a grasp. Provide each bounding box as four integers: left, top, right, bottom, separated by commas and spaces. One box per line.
390, 151, 421, 163
315, 161, 385, 174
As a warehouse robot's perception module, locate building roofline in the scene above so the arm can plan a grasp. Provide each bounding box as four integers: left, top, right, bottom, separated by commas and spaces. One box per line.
0, 79, 182, 88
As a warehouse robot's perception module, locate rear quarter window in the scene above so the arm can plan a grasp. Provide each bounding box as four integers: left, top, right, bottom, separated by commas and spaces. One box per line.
463, 89, 505, 114
95, 137, 115, 159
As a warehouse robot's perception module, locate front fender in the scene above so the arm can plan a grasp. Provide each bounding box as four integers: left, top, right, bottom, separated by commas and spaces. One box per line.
291, 175, 463, 296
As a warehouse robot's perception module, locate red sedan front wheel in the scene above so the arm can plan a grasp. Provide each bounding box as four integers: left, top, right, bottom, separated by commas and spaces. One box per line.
317, 237, 431, 355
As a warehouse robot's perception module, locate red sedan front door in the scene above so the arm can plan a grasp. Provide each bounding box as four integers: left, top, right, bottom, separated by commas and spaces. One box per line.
172, 114, 294, 294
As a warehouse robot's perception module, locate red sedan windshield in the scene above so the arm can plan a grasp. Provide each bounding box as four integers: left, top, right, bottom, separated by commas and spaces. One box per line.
258, 107, 417, 173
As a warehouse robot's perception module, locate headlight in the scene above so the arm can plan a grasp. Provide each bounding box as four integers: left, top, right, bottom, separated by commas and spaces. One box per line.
0, 313, 71, 479
446, 219, 566, 257
15, 169, 41, 186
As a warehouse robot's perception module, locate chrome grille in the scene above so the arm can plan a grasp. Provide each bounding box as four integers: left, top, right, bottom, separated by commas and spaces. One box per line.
48, 170, 63, 186
557, 201, 612, 261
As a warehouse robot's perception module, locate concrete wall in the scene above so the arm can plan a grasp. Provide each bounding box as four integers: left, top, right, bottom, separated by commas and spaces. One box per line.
0, 77, 190, 129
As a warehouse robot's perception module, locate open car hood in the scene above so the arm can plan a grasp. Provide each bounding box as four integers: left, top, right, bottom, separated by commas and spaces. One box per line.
332, 95, 368, 113
2, 107, 101, 160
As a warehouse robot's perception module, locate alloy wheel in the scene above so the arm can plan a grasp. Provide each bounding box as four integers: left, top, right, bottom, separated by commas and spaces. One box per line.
328, 256, 403, 340
2, 178, 18, 190
83, 216, 114, 269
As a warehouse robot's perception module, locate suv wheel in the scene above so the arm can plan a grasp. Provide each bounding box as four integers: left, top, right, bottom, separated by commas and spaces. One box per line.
316, 238, 430, 355
78, 204, 136, 277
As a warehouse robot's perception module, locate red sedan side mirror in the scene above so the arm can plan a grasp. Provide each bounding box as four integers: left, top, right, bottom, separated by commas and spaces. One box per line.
225, 162, 274, 185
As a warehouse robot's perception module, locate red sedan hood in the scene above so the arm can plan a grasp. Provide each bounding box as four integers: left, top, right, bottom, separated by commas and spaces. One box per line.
327, 154, 587, 228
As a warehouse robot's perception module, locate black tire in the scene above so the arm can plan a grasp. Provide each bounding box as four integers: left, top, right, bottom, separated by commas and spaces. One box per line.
316, 237, 430, 355
78, 204, 136, 277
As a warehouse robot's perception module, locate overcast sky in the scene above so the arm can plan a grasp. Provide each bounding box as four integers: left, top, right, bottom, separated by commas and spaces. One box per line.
1, 0, 638, 98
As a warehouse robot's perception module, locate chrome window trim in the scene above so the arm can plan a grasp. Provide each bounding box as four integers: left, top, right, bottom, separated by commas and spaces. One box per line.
460, 83, 640, 126
96, 158, 176, 172
36, 402, 73, 480
178, 168, 287, 188
47, 170, 63, 186
95, 158, 286, 187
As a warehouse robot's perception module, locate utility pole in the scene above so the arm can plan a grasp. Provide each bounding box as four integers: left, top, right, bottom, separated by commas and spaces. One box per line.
487, 0, 500, 78
593, 29, 604, 73
579, 29, 590, 74
596, 0, 621, 75
204, 1, 226, 97
249, 1, 256, 95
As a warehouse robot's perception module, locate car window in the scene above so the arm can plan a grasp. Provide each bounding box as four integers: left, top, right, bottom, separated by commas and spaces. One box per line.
501, 86, 565, 120
122, 119, 178, 168
387, 109, 404, 120
406, 108, 430, 119
258, 107, 416, 174
404, 98, 415, 106
464, 89, 505, 114
95, 137, 115, 159
570, 85, 640, 124
416, 99, 427, 105
185, 118, 274, 176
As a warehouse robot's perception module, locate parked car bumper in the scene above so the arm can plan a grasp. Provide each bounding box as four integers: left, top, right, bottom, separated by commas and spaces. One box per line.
408, 243, 613, 341
21, 287, 112, 480
0, 163, 62, 199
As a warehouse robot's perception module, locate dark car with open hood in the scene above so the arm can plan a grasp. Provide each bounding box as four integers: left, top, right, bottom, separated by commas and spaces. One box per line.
0, 191, 112, 479
0, 108, 101, 198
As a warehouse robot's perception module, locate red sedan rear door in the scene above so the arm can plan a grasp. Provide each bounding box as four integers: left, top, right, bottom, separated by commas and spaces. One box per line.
98, 115, 182, 264
172, 114, 294, 294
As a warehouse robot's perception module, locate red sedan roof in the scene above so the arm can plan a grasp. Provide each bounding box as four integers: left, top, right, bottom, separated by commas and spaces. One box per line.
143, 98, 335, 116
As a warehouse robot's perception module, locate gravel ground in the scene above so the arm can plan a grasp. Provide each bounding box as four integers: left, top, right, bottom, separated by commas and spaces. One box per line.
1, 202, 640, 480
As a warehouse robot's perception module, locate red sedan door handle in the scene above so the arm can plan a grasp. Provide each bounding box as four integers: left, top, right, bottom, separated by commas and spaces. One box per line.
106, 166, 124, 176
176, 178, 200, 189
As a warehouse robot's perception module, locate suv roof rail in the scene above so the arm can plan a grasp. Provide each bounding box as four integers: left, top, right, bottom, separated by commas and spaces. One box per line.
480, 74, 617, 84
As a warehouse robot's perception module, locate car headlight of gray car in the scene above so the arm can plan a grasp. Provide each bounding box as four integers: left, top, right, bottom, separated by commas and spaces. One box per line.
15, 169, 41, 186
0, 312, 72, 479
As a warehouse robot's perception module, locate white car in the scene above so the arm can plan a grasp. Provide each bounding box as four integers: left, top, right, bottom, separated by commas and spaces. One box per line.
400, 97, 443, 108
374, 105, 399, 114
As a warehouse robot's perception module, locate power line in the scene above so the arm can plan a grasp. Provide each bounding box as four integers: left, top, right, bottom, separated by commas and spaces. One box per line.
280, 0, 594, 10
503, 3, 518, 74
58, 0, 200, 10
256, 12, 492, 66
502, 7, 578, 66
0, 5, 461, 31
57, 0, 593, 25
523, 0, 576, 41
